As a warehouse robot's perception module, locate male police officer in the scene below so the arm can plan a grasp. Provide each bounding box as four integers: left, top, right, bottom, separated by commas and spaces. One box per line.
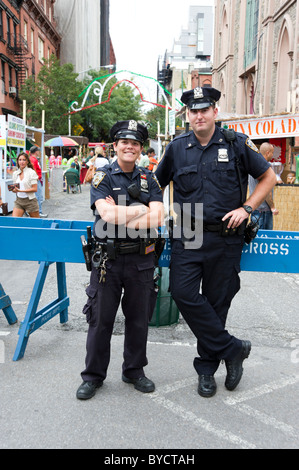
77, 120, 164, 400
155, 87, 276, 397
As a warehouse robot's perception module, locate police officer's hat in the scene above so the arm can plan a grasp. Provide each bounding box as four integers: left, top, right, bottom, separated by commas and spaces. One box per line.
181, 87, 221, 110
110, 120, 148, 144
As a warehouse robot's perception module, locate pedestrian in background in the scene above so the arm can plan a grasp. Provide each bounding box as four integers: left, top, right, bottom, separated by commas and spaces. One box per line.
11, 152, 40, 218
94, 145, 109, 169
155, 87, 277, 398
29, 146, 48, 218
248, 142, 279, 230
146, 148, 158, 171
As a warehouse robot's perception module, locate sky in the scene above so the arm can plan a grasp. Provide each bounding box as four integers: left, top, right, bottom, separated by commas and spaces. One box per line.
109, 0, 214, 83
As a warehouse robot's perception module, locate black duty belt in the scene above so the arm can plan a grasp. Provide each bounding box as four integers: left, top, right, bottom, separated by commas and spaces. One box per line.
116, 242, 141, 255
203, 221, 246, 236
191, 218, 222, 232
101, 239, 156, 259
191, 217, 245, 236
203, 223, 222, 232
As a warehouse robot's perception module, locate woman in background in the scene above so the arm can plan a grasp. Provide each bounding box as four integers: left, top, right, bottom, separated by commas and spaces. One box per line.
11, 152, 39, 218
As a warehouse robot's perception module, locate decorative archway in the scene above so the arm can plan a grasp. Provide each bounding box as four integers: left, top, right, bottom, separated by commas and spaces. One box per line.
69, 70, 183, 115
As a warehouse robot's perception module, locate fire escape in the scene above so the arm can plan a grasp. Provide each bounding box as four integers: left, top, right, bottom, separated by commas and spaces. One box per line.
6, 33, 33, 97
14, 34, 34, 85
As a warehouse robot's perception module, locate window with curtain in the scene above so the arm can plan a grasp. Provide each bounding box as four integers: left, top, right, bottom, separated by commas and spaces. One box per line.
244, 0, 259, 68
38, 37, 44, 61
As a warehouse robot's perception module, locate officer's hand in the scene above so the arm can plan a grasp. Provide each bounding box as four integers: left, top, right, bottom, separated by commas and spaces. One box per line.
222, 208, 248, 229
105, 196, 116, 205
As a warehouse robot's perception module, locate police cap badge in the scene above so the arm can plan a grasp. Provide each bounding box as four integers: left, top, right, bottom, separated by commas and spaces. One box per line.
181, 87, 221, 110
110, 120, 149, 144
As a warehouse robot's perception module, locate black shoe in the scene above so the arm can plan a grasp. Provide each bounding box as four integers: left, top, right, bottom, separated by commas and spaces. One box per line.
122, 374, 155, 393
198, 375, 217, 397
76, 381, 102, 400
225, 340, 251, 391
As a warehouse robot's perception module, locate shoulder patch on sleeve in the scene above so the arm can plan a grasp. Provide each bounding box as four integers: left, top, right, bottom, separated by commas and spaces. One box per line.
92, 170, 106, 188
245, 138, 259, 153
152, 174, 162, 190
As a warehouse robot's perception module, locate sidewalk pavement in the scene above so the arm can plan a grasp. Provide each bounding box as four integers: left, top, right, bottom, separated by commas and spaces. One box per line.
0, 182, 299, 450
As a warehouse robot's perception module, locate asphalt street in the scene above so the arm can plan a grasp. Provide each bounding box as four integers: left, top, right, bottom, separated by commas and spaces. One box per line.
0, 179, 299, 451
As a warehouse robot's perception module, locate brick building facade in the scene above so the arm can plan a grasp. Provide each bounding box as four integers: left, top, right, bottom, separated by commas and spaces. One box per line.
0, 0, 60, 117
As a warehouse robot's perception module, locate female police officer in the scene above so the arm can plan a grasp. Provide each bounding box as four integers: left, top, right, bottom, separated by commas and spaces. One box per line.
77, 120, 164, 400
155, 87, 277, 397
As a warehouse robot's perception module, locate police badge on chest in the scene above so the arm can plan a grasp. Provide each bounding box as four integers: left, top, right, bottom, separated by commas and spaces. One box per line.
140, 174, 149, 193
218, 148, 229, 162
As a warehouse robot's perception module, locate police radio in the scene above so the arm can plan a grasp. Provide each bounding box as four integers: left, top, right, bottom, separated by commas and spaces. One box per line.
81, 226, 94, 271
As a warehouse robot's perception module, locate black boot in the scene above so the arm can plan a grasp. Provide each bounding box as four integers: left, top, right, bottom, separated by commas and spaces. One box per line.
225, 340, 251, 391
122, 374, 155, 393
76, 381, 103, 400
198, 375, 217, 397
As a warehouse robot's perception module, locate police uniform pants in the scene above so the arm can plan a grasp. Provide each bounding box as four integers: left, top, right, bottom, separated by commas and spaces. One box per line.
170, 232, 244, 376
81, 252, 155, 384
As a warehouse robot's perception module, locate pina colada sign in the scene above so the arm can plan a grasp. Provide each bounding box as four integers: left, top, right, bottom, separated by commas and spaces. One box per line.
224, 114, 299, 139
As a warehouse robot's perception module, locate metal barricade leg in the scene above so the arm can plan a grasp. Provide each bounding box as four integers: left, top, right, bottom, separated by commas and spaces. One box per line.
0, 283, 18, 325
56, 262, 68, 324
13, 261, 69, 361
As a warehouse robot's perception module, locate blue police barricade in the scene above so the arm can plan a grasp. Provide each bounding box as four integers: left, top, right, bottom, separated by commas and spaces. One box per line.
153, 230, 299, 326
0, 283, 17, 325
0, 218, 298, 361
240, 231, 299, 273
0, 218, 90, 361
159, 230, 299, 273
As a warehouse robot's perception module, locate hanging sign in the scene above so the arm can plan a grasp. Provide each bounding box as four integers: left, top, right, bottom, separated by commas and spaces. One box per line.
7, 114, 26, 148
224, 114, 299, 139
0, 115, 6, 147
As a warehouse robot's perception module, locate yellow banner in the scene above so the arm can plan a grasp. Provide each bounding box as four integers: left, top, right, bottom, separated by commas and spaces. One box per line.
7, 138, 25, 147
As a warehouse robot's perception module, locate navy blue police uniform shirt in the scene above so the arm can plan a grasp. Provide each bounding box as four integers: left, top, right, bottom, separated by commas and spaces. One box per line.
155, 126, 270, 225
90, 160, 163, 241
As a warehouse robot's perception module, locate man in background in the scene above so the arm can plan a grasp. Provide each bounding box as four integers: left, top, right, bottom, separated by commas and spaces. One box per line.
248, 142, 279, 230
29, 146, 47, 218
147, 148, 158, 171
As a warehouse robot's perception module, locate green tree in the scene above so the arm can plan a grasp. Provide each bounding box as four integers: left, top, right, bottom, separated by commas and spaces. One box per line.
145, 105, 166, 140
78, 69, 143, 142
145, 102, 184, 141
20, 55, 82, 135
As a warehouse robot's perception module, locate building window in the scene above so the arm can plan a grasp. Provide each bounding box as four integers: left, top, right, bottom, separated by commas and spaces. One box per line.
38, 36, 44, 62
1, 61, 5, 94
0, 10, 3, 40
15, 69, 18, 94
13, 22, 17, 48
9, 66, 12, 88
31, 28, 34, 55
197, 14, 204, 54
24, 20, 28, 47
244, 0, 259, 68
7, 14, 11, 46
